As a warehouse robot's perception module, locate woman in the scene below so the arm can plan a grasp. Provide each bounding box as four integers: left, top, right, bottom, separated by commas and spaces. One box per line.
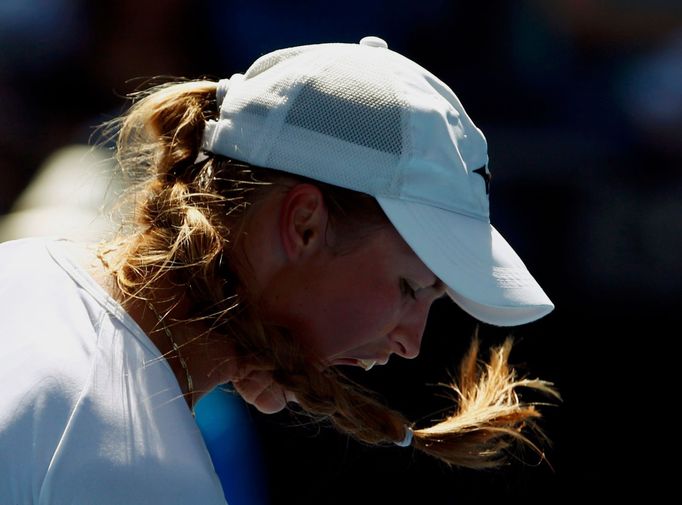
0, 36, 558, 503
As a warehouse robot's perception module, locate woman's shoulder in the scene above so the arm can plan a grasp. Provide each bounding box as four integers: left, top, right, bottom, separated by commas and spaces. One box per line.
0, 236, 74, 283
0, 238, 71, 309
0, 235, 54, 263
0, 238, 91, 311
0, 237, 103, 368
0, 236, 110, 306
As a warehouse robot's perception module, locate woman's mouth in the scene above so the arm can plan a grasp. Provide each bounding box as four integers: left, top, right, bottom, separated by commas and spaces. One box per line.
357, 359, 377, 371
331, 357, 387, 371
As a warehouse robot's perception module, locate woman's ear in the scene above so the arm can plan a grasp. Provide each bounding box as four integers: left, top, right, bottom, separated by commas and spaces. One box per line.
278, 184, 328, 260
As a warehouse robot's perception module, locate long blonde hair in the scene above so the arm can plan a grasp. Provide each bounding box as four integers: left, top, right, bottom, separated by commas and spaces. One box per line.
97, 79, 559, 469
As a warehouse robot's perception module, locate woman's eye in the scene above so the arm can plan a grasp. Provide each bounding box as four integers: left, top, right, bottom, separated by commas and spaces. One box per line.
400, 278, 417, 300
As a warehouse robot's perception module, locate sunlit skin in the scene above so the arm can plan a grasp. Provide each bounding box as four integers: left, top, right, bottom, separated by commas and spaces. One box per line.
233, 184, 446, 413
115, 184, 445, 415
255, 195, 445, 367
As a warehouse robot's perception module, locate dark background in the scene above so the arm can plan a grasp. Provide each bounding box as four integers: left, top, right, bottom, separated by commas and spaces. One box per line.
2, 1, 680, 503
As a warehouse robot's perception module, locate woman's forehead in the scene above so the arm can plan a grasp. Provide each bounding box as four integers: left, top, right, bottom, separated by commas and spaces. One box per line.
356, 225, 438, 282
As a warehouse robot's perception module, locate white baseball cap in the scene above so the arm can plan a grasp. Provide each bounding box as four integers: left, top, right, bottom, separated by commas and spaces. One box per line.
202, 36, 554, 326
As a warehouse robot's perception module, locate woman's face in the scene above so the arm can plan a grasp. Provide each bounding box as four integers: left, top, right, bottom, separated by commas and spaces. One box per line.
259, 224, 446, 369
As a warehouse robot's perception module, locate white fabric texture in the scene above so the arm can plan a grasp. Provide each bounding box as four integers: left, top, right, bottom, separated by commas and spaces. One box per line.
0, 238, 227, 505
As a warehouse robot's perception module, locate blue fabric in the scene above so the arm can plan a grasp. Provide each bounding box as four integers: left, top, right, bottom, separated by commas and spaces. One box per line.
195, 388, 269, 505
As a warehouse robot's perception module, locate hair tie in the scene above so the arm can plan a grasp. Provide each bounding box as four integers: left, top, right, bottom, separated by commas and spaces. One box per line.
215, 73, 245, 110
394, 426, 413, 448
193, 151, 209, 165
215, 78, 230, 108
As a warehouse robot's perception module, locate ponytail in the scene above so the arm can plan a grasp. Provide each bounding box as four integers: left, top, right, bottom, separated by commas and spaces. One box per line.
277, 333, 558, 469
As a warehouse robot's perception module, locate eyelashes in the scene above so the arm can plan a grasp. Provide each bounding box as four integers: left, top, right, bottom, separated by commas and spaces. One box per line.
399, 278, 417, 300
400, 278, 447, 301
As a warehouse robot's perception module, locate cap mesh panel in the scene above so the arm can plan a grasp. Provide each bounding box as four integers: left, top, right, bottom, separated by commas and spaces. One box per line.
284, 76, 403, 154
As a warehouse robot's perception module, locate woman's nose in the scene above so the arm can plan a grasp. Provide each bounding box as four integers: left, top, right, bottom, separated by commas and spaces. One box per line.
388, 303, 431, 359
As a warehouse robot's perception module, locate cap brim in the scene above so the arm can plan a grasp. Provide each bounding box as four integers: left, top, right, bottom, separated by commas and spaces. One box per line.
376, 197, 554, 326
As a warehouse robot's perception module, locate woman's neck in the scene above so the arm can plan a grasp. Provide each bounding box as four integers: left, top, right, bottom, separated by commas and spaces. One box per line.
87, 252, 243, 409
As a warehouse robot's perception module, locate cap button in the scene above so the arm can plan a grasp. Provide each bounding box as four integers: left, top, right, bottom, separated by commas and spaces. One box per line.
359, 36, 388, 49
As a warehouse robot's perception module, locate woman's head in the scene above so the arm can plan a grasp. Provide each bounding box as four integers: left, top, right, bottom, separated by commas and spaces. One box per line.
245, 180, 447, 367
105, 113, 405, 362
98, 36, 558, 468
202, 36, 554, 326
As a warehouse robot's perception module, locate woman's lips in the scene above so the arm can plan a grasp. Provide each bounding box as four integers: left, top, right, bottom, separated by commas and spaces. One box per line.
357, 359, 377, 371
331, 357, 388, 371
